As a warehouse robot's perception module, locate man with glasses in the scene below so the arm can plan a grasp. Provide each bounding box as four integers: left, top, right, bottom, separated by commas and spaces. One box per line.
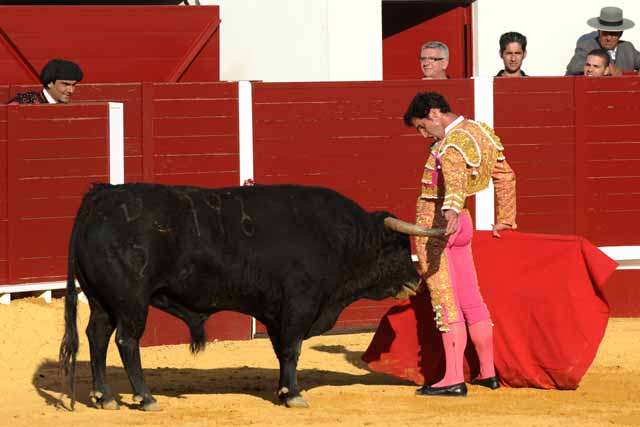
420, 41, 450, 80
566, 7, 640, 76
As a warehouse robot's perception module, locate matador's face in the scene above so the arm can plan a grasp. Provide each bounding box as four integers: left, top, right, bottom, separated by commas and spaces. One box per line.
411, 110, 445, 141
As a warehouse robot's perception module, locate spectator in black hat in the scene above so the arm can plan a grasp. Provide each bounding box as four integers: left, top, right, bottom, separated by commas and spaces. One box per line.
566, 6, 640, 76
7, 59, 84, 105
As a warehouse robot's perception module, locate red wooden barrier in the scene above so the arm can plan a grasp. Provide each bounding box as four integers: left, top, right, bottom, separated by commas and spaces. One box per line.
0, 103, 111, 283
144, 82, 239, 187
252, 79, 475, 332
0, 77, 636, 348
0, 6, 220, 84
494, 76, 640, 317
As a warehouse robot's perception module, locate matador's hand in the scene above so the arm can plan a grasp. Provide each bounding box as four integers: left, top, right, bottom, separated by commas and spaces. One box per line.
444, 210, 459, 235
492, 222, 512, 238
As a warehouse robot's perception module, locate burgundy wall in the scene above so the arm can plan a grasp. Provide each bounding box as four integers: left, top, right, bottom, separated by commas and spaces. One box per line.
0, 6, 220, 84
0, 103, 111, 283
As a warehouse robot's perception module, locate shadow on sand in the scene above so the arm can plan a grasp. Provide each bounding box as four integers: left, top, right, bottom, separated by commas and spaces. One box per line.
34, 346, 411, 410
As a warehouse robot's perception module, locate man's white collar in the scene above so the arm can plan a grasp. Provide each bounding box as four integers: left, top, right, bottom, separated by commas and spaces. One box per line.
43, 88, 57, 104
445, 115, 464, 134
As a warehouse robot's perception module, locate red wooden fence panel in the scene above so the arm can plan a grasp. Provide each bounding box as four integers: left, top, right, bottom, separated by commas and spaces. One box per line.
494, 77, 576, 235
5, 103, 110, 283
147, 81, 240, 188
577, 77, 640, 246
0, 6, 220, 84
7, 83, 144, 183
252, 79, 475, 332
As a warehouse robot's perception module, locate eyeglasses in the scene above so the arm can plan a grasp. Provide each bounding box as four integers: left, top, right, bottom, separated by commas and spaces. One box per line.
420, 56, 445, 62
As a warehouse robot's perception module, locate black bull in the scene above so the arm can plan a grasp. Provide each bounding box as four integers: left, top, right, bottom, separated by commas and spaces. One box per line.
59, 183, 442, 410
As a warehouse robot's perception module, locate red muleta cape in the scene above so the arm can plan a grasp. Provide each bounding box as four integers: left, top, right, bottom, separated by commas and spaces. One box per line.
362, 231, 617, 389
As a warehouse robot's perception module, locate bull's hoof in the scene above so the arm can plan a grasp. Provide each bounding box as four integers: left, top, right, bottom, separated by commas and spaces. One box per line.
285, 396, 309, 408
90, 390, 120, 410
142, 401, 161, 411
99, 399, 121, 410
133, 394, 161, 411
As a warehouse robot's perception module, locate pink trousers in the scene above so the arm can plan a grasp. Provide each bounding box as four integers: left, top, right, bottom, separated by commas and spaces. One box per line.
444, 209, 490, 326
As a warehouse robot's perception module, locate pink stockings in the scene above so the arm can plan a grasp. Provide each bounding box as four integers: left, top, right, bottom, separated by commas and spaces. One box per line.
431, 210, 496, 387
432, 322, 467, 387
468, 319, 496, 380
432, 319, 496, 387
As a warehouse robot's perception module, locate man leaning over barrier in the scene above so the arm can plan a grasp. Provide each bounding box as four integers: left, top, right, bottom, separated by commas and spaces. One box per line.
7, 59, 83, 105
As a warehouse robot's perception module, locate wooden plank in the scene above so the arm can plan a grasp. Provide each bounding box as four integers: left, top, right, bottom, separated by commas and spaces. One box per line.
167, 15, 220, 82
154, 99, 238, 118
14, 218, 72, 259
154, 136, 238, 155
154, 116, 237, 137
0, 6, 220, 84
152, 171, 239, 189
602, 270, 640, 317
16, 158, 108, 179
152, 82, 237, 99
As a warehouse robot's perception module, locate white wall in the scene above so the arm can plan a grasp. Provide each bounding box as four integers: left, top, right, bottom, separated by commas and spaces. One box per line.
202, 0, 382, 82
474, 0, 640, 77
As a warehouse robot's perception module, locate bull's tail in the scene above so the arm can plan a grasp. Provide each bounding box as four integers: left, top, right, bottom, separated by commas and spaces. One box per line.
59, 207, 81, 410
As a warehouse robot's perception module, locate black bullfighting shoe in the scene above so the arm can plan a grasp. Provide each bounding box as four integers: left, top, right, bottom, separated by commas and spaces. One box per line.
470, 376, 500, 390
415, 382, 467, 397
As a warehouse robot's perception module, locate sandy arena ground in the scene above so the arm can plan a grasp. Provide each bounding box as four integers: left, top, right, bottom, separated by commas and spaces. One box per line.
1, 297, 639, 426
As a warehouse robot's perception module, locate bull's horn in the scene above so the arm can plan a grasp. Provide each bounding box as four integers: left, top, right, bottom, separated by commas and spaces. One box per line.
384, 217, 446, 236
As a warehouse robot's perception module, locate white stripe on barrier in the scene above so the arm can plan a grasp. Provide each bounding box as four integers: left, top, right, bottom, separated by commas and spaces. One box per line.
0, 280, 85, 305
238, 81, 254, 185
472, 76, 495, 231
109, 102, 125, 185
599, 246, 640, 270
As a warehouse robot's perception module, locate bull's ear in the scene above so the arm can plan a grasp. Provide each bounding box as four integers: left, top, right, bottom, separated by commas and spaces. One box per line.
384, 217, 445, 237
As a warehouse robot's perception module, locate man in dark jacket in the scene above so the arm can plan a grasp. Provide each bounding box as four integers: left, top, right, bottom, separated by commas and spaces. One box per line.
565, 6, 640, 76
7, 59, 83, 104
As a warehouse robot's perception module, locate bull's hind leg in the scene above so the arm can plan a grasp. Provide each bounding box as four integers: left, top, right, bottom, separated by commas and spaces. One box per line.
86, 299, 119, 410
114, 309, 160, 411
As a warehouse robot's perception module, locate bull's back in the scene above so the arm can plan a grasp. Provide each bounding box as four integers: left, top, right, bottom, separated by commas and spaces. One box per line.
72, 183, 376, 305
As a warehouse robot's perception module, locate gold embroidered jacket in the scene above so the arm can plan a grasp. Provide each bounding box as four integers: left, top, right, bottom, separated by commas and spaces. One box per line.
419, 119, 517, 227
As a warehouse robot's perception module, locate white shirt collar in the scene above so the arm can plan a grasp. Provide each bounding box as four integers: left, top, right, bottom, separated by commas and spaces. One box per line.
445, 115, 464, 135
43, 89, 57, 104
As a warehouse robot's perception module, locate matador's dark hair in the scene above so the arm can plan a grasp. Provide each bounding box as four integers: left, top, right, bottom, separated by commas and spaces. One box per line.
40, 59, 84, 88
403, 92, 452, 127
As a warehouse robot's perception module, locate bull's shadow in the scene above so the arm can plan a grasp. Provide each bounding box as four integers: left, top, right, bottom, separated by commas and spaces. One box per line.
33, 357, 411, 409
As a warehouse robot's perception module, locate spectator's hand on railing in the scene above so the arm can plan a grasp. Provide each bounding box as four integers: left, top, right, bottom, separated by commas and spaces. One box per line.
608, 63, 622, 76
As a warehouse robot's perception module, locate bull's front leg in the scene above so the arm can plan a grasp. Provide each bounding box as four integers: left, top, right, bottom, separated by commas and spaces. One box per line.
274, 337, 308, 408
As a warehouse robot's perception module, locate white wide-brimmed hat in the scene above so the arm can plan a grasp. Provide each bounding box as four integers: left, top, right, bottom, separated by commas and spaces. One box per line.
587, 7, 635, 31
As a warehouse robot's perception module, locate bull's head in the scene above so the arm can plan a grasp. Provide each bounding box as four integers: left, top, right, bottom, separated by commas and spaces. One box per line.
383, 217, 445, 299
